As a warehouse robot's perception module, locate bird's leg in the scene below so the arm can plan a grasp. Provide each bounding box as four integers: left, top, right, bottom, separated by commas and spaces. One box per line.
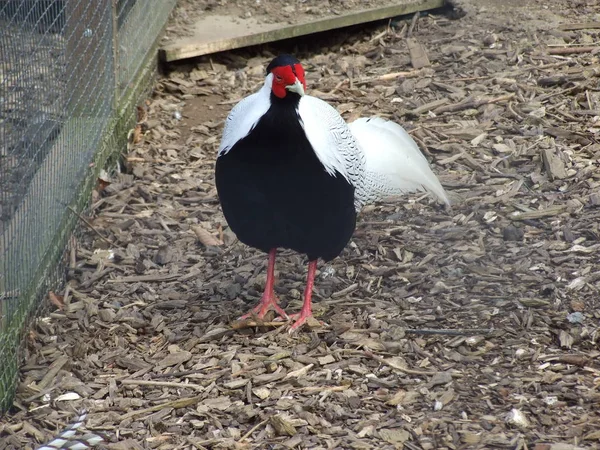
239, 248, 288, 320
288, 260, 318, 332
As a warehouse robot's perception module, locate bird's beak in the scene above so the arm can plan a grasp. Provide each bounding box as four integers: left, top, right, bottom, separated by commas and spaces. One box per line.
286, 79, 305, 97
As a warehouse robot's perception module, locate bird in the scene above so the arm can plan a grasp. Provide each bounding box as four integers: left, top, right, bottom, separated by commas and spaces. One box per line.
215, 54, 449, 331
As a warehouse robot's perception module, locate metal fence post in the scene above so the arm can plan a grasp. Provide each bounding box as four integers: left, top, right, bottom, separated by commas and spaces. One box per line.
111, 0, 120, 111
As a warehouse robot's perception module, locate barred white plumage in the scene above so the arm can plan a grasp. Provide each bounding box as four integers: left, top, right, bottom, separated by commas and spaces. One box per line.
296, 94, 367, 210
215, 54, 449, 331
349, 116, 450, 207
37, 410, 103, 450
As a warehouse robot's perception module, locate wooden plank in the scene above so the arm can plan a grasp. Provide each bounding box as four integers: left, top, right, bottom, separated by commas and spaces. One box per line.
160, 0, 445, 62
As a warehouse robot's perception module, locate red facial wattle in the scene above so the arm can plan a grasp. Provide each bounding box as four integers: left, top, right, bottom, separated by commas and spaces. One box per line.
292, 63, 306, 90
271, 64, 306, 99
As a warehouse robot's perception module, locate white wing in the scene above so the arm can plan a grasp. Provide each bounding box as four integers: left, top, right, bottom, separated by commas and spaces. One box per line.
348, 117, 450, 206
218, 74, 273, 156
297, 95, 366, 208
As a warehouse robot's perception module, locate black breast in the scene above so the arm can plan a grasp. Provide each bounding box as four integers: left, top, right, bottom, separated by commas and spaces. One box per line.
215, 94, 356, 261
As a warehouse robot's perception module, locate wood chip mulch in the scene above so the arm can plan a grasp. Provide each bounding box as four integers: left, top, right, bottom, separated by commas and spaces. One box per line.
1, 0, 600, 449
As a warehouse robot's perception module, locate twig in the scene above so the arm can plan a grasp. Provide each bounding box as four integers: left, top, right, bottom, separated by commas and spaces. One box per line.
126, 157, 166, 163
586, 89, 594, 110
231, 320, 287, 330
188, 440, 210, 450
510, 206, 567, 221
364, 351, 438, 376
507, 102, 524, 121
330, 283, 359, 299
441, 75, 490, 82
175, 195, 219, 204
368, 29, 388, 43
538, 85, 582, 102
108, 273, 180, 283
539, 354, 589, 367
119, 395, 204, 420
396, 22, 408, 39
487, 171, 524, 181
37, 355, 70, 390
62, 284, 72, 307
407, 12, 419, 37
80, 267, 114, 289
69, 236, 77, 269
329, 79, 348, 95
218, 97, 244, 105
559, 21, 600, 31
404, 328, 494, 336
191, 224, 223, 246
231, 362, 266, 378
239, 418, 269, 442
433, 93, 515, 114
120, 379, 204, 391
547, 42, 600, 47
296, 385, 350, 393
23, 386, 59, 403
547, 46, 600, 55
151, 368, 213, 379
323, 300, 374, 307
571, 109, 600, 116
529, 60, 572, 70
355, 68, 428, 85
409, 98, 450, 115
66, 206, 118, 247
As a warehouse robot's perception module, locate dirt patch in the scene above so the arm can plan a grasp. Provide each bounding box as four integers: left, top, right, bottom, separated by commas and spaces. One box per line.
164, 0, 416, 40
1, 0, 600, 448
182, 94, 230, 139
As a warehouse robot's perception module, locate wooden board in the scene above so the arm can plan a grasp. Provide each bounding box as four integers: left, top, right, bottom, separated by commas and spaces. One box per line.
160, 0, 445, 62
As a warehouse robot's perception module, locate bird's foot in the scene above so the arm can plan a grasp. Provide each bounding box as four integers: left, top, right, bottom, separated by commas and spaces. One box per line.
239, 294, 288, 321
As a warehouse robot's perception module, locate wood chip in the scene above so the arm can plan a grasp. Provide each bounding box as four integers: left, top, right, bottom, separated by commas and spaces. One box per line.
406, 38, 431, 69
191, 225, 224, 246
541, 148, 568, 180
270, 414, 297, 437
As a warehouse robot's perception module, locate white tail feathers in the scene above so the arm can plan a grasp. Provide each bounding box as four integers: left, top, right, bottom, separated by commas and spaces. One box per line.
348, 117, 450, 206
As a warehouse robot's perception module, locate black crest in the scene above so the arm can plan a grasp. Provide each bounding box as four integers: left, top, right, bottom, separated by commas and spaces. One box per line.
266, 54, 301, 74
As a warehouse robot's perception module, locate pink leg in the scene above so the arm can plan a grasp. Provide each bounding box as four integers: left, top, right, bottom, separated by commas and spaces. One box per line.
288, 260, 318, 332
239, 249, 288, 320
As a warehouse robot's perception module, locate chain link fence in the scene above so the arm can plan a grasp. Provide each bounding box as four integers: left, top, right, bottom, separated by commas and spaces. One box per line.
0, 0, 176, 412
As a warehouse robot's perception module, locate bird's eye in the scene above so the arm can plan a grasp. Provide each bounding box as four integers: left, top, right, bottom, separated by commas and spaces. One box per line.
275, 75, 283, 82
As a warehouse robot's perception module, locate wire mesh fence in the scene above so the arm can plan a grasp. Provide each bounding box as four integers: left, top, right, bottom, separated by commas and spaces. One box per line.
0, 0, 175, 412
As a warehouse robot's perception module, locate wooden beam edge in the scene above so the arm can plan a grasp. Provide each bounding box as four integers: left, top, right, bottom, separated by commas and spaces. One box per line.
160, 0, 445, 62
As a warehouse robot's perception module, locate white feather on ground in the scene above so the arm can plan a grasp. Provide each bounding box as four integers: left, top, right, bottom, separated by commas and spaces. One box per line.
348, 116, 450, 207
